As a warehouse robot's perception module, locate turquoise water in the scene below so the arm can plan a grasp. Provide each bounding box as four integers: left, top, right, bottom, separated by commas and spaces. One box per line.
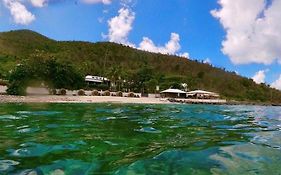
0, 103, 281, 175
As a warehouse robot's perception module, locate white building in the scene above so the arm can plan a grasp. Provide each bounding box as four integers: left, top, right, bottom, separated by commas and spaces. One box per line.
85, 75, 110, 86
186, 90, 219, 99
160, 89, 187, 98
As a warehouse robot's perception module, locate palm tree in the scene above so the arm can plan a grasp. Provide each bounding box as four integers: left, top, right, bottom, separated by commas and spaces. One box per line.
106, 65, 123, 91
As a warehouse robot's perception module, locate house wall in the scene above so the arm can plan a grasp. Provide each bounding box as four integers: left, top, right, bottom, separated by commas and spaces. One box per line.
161, 93, 186, 98
189, 93, 219, 99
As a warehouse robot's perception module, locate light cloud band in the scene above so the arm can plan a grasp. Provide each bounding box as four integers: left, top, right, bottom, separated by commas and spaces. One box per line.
212, 0, 281, 65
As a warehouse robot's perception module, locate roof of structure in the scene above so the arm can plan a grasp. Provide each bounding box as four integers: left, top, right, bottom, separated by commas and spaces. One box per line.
186, 90, 218, 95
160, 89, 187, 94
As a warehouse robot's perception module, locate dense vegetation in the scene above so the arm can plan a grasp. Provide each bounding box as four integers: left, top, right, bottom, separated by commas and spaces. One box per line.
7, 58, 84, 95
1, 29, 281, 103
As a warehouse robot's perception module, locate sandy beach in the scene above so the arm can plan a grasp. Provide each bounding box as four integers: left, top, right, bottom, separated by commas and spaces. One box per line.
0, 86, 227, 105
0, 95, 230, 105
0, 95, 172, 104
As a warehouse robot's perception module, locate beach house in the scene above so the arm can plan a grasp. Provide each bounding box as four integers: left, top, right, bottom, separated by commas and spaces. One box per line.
160, 89, 187, 98
85, 75, 110, 87
186, 90, 219, 99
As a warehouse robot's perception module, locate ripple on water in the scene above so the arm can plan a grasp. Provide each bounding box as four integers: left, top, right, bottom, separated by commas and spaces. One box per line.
250, 131, 281, 149
112, 108, 125, 114
135, 127, 161, 134
26, 111, 62, 116
0, 115, 21, 120
1, 104, 281, 174
17, 125, 39, 134
17, 128, 40, 134
104, 141, 119, 146
8, 142, 80, 158
45, 124, 59, 128
138, 120, 154, 125
17, 159, 97, 175
16, 111, 32, 115
0, 159, 20, 172
210, 143, 281, 174
115, 148, 220, 174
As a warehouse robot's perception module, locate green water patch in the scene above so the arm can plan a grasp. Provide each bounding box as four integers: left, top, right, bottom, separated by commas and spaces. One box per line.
0, 103, 280, 174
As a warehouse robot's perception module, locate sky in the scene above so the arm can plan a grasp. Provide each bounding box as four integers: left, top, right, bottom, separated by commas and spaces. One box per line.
1, 0, 281, 90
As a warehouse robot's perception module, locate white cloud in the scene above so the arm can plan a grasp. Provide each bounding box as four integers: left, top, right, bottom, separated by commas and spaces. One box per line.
271, 74, 281, 90
212, 0, 281, 65
179, 52, 189, 58
81, 0, 112, 5
252, 70, 268, 84
1, 0, 112, 25
203, 58, 211, 64
105, 7, 189, 57
3, 0, 35, 25
106, 8, 135, 46
120, 0, 135, 8
165, 33, 181, 54
30, 0, 47, 7
138, 33, 189, 58
138, 33, 184, 55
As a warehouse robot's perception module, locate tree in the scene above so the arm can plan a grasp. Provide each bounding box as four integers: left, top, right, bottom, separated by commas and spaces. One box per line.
133, 66, 154, 93
7, 58, 84, 95
170, 82, 183, 89
106, 65, 125, 91
146, 78, 158, 93
197, 71, 205, 79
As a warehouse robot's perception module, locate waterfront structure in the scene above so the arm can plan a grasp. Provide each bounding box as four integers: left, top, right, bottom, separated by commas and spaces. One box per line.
85, 75, 110, 87
186, 90, 219, 99
160, 89, 187, 98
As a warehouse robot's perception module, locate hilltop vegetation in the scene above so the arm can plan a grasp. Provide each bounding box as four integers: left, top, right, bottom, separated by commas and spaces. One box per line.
0, 29, 281, 103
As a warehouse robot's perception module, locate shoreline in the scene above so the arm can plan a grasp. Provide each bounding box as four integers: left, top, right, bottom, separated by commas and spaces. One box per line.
0, 95, 171, 104
168, 98, 281, 106
0, 95, 280, 106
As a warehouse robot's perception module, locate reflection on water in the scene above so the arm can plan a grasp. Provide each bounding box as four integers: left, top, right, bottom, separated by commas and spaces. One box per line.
0, 103, 280, 174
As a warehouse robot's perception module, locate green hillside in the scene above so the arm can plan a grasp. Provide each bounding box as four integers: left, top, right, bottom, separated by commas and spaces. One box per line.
1, 29, 281, 103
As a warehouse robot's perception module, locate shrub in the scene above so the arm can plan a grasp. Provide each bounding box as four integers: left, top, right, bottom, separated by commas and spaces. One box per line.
6, 81, 25, 95
58, 89, 67, 95
91, 90, 99, 96
128, 92, 135, 98
116, 91, 123, 97
97, 84, 109, 91
103, 90, 110, 96
0, 79, 8, 86
78, 89, 85, 96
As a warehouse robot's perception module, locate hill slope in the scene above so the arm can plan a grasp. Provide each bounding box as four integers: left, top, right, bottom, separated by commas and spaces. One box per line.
0, 29, 281, 103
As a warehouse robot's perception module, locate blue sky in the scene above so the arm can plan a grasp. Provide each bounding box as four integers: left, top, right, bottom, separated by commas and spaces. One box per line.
1, 0, 281, 89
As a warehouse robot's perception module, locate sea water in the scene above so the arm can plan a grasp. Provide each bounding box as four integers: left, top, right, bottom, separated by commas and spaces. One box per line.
0, 103, 280, 174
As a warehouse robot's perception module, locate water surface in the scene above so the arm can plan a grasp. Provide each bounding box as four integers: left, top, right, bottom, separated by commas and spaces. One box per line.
0, 103, 281, 174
